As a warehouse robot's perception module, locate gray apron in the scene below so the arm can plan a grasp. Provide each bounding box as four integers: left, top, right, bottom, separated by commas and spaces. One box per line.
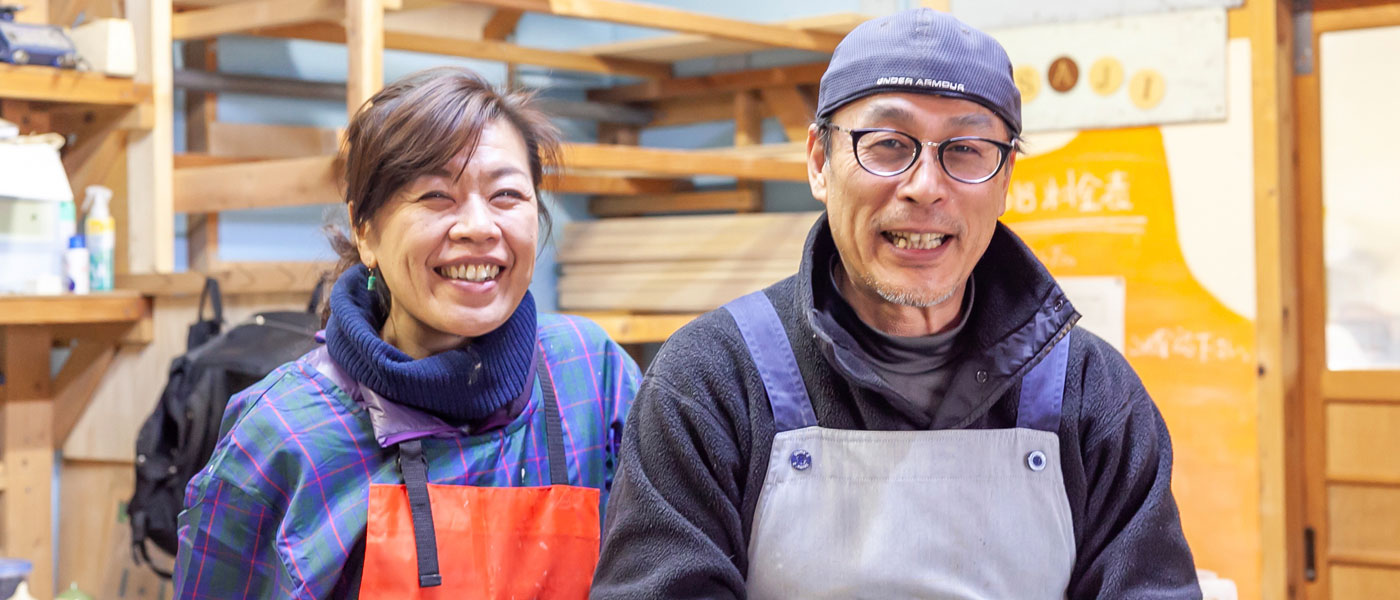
724, 291, 1076, 600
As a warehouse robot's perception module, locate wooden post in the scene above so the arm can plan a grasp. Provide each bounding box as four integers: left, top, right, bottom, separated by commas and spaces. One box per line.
346, 0, 384, 114
126, 0, 174, 274
732, 90, 765, 212
1, 326, 55, 600
183, 41, 221, 272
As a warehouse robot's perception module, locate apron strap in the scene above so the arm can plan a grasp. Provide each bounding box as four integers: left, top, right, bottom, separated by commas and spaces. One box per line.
723, 291, 818, 432
397, 439, 443, 588
538, 347, 570, 486
1015, 329, 1072, 433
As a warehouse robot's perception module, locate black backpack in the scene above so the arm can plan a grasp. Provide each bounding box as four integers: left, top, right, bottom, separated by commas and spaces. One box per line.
128, 277, 325, 577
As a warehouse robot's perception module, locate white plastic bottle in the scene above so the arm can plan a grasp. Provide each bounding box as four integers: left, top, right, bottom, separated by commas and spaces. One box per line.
64, 236, 90, 294
82, 185, 115, 292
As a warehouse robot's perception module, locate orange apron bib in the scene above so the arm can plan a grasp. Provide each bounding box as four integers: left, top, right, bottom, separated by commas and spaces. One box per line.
355, 355, 601, 599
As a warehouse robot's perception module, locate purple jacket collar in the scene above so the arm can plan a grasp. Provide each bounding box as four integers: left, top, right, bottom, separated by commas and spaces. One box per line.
306, 342, 535, 448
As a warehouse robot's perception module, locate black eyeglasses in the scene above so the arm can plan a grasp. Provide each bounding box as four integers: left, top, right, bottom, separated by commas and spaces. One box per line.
824, 123, 1014, 184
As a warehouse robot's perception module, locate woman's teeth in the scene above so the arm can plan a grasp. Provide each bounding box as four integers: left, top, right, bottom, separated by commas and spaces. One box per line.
438, 264, 501, 282
886, 231, 948, 250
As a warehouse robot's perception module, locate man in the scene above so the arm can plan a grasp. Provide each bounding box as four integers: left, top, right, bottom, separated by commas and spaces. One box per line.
591, 8, 1199, 600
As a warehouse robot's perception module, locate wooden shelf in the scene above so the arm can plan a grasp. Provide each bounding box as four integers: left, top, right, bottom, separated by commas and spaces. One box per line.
567, 311, 700, 344
0, 65, 152, 106
0, 291, 150, 326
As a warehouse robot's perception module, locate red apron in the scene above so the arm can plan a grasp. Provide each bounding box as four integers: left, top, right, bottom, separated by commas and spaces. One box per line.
356, 356, 601, 599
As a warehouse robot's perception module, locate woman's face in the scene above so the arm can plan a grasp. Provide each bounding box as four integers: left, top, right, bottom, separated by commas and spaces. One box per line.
355, 118, 539, 357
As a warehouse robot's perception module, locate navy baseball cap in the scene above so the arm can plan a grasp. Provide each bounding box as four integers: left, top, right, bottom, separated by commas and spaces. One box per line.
816, 8, 1022, 136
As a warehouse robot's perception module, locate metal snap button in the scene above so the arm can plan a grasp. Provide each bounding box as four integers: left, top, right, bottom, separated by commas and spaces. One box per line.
1026, 450, 1048, 472
790, 449, 812, 471
975, 370, 989, 383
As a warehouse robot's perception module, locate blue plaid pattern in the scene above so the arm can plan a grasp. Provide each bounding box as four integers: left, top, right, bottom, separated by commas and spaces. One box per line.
173, 314, 639, 599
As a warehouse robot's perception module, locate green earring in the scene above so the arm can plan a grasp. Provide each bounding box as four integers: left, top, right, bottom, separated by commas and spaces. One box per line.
367, 272, 377, 291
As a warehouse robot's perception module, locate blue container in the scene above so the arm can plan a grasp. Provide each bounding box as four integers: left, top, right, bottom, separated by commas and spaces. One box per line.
0, 558, 32, 599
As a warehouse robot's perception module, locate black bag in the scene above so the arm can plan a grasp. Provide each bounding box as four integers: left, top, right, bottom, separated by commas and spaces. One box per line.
128, 277, 325, 577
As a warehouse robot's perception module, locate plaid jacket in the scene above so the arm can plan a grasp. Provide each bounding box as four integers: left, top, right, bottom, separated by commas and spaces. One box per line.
173, 314, 640, 599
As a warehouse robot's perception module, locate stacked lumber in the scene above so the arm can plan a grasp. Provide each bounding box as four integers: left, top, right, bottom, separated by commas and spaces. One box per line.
557, 212, 820, 312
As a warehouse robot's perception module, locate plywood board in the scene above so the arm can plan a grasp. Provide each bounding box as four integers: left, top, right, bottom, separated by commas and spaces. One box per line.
1327, 485, 1400, 558
1327, 403, 1400, 482
1331, 565, 1400, 599
57, 460, 136, 595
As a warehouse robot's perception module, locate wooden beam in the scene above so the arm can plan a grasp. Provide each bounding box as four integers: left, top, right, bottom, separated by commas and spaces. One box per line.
576, 13, 867, 63
52, 341, 117, 447
0, 65, 150, 105
534, 97, 652, 125
347, 0, 385, 113
589, 62, 827, 103
649, 93, 735, 128
563, 143, 806, 180
1323, 371, 1400, 403
184, 41, 220, 272
589, 188, 760, 217
1, 325, 55, 600
172, 0, 342, 39
452, 0, 843, 52
482, 7, 524, 39
0, 293, 150, 326
558, 211, 818, 263
174, 68, 344, 100
548, 174, 690, 195
127, 0, 175, 274
761, 86, 815, 143
383, 3, 495, 40
116, 261, 333, 296
208, 122, 344, 158
173, 156, 341, 213
1314, 3, 1400, 31
384, 30, 671, 79
174, 153, 262, 168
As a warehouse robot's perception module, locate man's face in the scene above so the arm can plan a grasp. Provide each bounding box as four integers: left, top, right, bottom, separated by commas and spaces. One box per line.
808, 92, 1017, 310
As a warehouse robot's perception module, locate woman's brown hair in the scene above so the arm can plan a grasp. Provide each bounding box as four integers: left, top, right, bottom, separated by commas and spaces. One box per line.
324, 67, 561, 317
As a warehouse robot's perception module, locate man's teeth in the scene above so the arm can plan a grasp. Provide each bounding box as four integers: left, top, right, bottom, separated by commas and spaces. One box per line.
887, 232, 947, 250
439, 264, 501, 282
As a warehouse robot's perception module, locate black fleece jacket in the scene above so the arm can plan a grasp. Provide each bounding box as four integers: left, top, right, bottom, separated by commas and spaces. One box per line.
591, 215, 1200, 599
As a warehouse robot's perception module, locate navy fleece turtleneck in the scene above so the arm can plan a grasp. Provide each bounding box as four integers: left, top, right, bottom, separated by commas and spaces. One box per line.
325, 264, 536, 424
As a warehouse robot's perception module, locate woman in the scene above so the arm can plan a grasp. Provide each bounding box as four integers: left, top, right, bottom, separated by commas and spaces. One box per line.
173, 67, 639, 599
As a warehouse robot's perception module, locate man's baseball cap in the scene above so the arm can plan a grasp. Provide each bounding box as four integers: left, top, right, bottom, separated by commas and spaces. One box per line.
816, 8, 1022, 136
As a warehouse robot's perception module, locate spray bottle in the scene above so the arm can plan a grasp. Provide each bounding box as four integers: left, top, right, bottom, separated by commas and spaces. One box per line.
82, 185, 115, 292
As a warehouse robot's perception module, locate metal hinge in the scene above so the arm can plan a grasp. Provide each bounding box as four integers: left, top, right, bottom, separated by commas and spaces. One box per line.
1294, 0, 1314, 75
1304, 526, 1318, 582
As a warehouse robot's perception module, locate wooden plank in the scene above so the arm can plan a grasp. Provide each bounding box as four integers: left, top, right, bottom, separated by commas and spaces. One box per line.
174, 68, 344, 101
1315, 3, 1400, 32
1329, 552, 1400, 570
734, 90, 762, 147
562, 143, 806, 180
1328, 485, 1400, 558
115, 261, 333, 296
52, 341, 117, 447
208, 122, 343, 158
173, 153, 262, 168
455, 0, 844, 52
383, 31, 671, 79
1327, 403, 1400, 483
565, 312, 699, 344
188, 213, 220, 271
1248, 0, 1303, 597
384, 3, 495, 40
1331, 565, 1400, 599
347, 0, 385, 113
482, 8, 524, 39
589, 188, 760, 217
172, 0, 342, 39
173, 155, 340, 213
0, 65, 151, 105
127, 0, 175, 274
184, 41, 221, 272
760, 86, 815, 142
1, 325, 55, 600
558, 211, 817, 263
548, 174, 689, 196
1323, 371, 1400, 403
590, 62, 827, 103
0, 292, 149, 326
576, 13, 866, 62
559, 273, 785, 312
12, 0, 48, 23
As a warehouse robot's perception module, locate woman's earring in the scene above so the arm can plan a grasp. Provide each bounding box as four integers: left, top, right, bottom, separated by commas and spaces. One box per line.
367, 272, 377, 291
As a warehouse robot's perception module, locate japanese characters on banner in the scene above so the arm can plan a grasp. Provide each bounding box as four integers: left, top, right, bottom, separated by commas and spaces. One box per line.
986, 8, 1228, 133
